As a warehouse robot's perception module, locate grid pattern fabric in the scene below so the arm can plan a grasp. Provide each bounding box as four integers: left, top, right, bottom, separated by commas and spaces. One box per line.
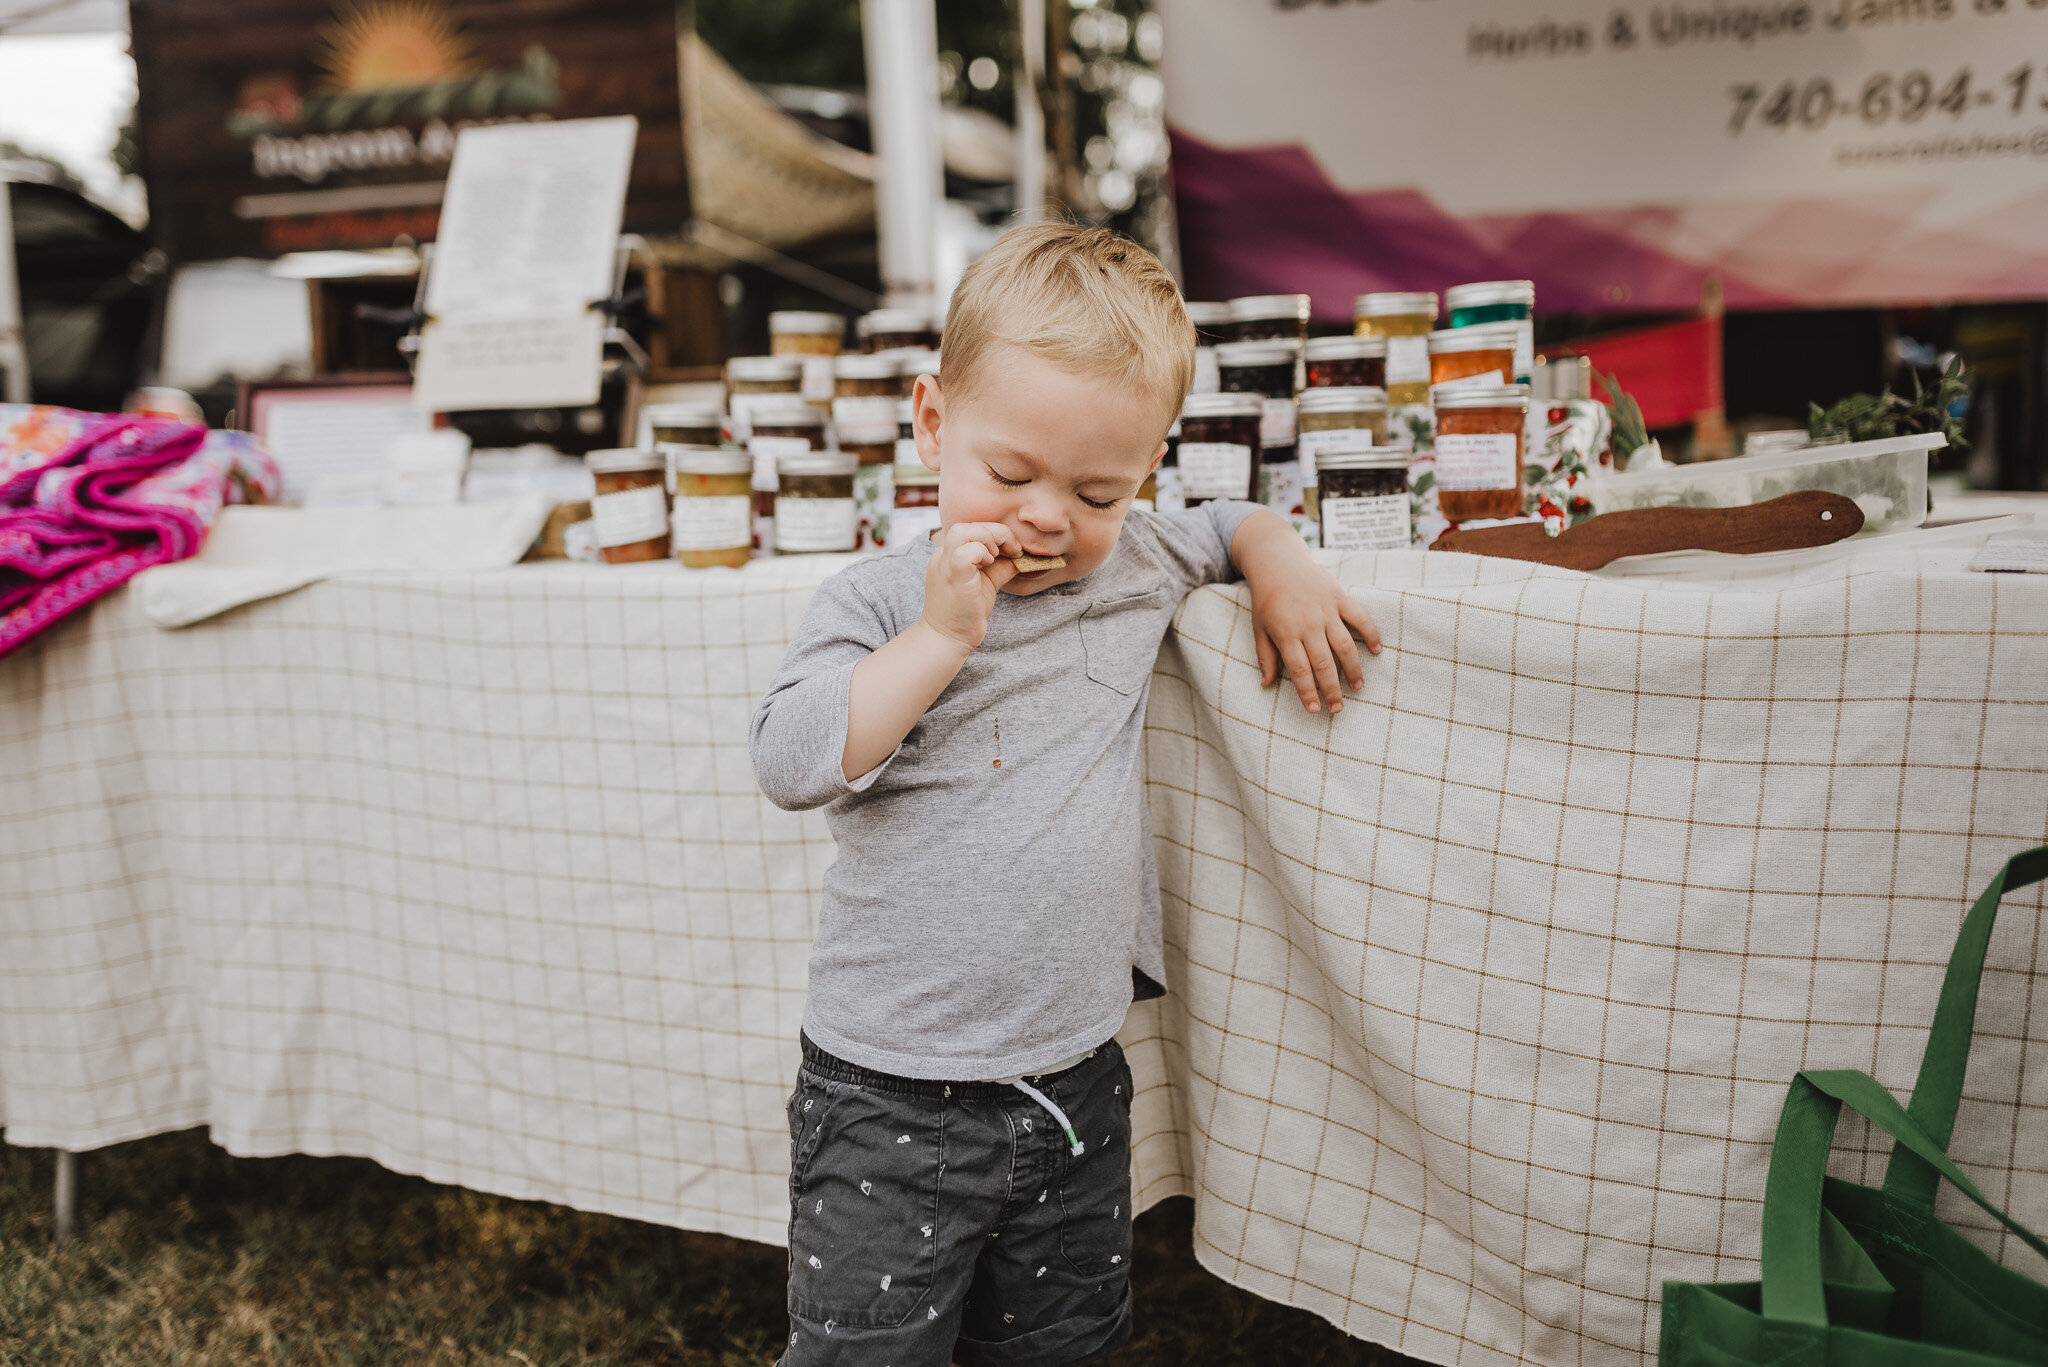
2, 545, 2045, 1367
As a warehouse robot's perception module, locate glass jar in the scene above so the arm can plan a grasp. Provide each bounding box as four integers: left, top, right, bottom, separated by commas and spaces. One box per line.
895, 348, 941, 397
1186, 301, 1230, 394
1431, 384, 1529, 523
585, 447, 670, 563
858, 307, 938, 354
642, 400, 723, 450
726, 355, 804, 441
891, 461, 942, 548
770, 310, 845, 403
833, 354, 902, 453
748, 398, 826, 553
1225, 294, 1310, 345
1176, 392, 1263, 507
1354, 291, 1439, 406
1445, 280, 1535, 383
1297, 386, 1388, 518
775, 450, 859, 554
1304, 335, 1387, 390
1315, 447, 1412, 551
1428, 324, 1520, 391
669, 446, 755, 569
1217, 339, 1300, 511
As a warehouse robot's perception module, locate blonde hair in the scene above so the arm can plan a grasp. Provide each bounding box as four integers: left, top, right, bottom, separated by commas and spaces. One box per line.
939, 220, 1194, 429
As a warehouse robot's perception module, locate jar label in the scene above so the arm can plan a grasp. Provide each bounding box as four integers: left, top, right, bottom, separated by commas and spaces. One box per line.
591, 484, 670, 547
1191, 346, 1221, 396
1434, 369, 1506, 392
801, 355, 837, 402
833, 395, 900, 446
1178, 442, 1252, 500
1320, 493, 1411, 552
671, 494, 752, 552
855, 463, 895, 548
1434, 432, 1520, 492
776, 495, 858, 551
1298, 427, 1379, 479
1386, 335, 1430, 386
889, 503, 941, 547
749, 434, 814, 491
1260, 397, 1296, 448
1152, 465, 1185, 513
1260, 459, 1303, 516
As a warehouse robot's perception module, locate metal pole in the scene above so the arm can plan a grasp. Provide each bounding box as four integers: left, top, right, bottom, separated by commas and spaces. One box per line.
53, 1149, 77, 1247
1014, 0, 1047, 223
860, 0, 943, 306
0, 177, 30, 403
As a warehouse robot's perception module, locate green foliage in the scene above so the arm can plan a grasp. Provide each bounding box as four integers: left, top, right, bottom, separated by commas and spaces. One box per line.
1807, 356, 1970, 449
1600, 369, 1649, 460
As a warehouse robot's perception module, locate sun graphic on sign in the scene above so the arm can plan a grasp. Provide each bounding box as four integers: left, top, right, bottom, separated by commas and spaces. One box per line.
314, 0, 477, 93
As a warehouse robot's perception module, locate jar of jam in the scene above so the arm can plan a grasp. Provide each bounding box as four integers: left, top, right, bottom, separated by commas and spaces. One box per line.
775, 450, 859, 553
1304, 335, 1387, 390
585, 447, 670, 563
1176, 392, 1262, 507
1217, 339, 1300, 511
669, 445, 755, 569
1296, 386, 1388, 519
1354, 292, 1438, 407
1431, 384, 1529, 523
1225, 294, 1310, 345
1315, 447, 1412, 552
1446, 280, 1535, 383
833, 354, 902, 452
895, 349, 941, 397
1186, 301, 1230, 394
769, 310, 845, 403
641, 400, 723, 450
726, 355, 804, 441
858, 307, 938, 354
748, 397, 826, 553
1428, 325, 1520, 391
891, 460, 942, 547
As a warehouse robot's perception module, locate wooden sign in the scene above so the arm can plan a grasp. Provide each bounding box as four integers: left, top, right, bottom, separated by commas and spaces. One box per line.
130, 0, 689, 262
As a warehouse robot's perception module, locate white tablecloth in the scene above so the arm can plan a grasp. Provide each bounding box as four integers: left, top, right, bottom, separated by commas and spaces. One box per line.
3, 542, 2045, 1367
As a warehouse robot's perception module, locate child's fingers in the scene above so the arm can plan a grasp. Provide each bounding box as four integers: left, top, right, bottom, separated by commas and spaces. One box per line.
1279, 637, 1320, 712
1338, 593, 1382, 656
1327, 619, 1365, 692
1255, 625, 1278, 687
1306, 636, 1346, 713
950, 521, 1022, 559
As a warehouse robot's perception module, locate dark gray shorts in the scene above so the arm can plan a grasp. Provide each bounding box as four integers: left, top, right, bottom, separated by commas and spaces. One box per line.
778, 1033, 1135, 1367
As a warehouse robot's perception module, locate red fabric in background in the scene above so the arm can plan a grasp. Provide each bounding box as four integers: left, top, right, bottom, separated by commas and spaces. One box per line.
1542, 315, 1723, 430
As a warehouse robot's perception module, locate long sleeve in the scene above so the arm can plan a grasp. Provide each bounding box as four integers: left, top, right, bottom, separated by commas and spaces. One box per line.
749, 569, 902, 811
1133, 498, 1263, 591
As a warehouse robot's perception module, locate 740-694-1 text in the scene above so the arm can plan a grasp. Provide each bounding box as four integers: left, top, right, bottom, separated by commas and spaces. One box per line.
1729, 63, 2047, 132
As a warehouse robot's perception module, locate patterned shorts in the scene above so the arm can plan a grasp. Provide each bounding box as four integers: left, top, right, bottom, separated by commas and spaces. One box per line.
779, 1033, 1135, 1367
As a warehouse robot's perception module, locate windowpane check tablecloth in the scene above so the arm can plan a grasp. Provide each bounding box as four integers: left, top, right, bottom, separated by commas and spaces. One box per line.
3, 546, 2045, 1367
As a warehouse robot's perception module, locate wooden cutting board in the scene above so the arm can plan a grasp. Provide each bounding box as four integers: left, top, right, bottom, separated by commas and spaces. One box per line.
1429, 491, 1864, 571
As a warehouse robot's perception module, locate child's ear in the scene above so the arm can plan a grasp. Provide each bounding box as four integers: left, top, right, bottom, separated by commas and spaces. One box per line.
1146, 440, 1167, 475
914, 374, 943, 473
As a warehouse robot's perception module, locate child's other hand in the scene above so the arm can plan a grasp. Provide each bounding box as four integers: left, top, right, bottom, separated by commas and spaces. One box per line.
920, 521, 1022, 651
1247, 556, 1381, 715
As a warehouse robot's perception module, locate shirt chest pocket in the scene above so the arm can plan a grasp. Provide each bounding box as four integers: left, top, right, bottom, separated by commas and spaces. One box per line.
1077, 589, 1169, 696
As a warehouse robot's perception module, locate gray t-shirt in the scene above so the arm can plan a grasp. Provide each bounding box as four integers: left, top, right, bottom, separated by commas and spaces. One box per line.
749, 500, 1260, 1079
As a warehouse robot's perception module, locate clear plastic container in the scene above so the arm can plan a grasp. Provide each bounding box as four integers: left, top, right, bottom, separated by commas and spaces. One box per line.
1590, 431, 1944, 534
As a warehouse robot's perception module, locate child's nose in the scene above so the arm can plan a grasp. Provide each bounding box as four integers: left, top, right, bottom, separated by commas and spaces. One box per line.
1017, 491, 1067, 535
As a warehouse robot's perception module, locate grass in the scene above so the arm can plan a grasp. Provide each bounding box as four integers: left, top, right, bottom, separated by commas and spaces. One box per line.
0, 1129, 1421, 1366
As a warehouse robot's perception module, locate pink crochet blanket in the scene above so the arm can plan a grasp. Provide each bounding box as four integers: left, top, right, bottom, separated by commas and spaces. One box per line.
0, 405, 281, 661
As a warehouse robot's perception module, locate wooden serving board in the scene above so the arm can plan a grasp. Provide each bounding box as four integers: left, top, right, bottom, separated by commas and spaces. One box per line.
1429, 491, 1864, 571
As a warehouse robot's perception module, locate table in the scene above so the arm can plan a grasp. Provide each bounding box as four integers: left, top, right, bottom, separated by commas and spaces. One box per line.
4, 541, 2045, 1367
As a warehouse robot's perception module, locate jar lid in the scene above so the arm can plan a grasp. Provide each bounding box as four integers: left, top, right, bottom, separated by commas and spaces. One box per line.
857, 307, 933, 337
1314, 445, 1409, 471
726, 354, 803, 383
1298, 386, 1388, 413
1430, 383, 1531, 411
1355, 291, 1439, 319
834, 353, 900, 381
1180, 392, 1264, 420
768, 310, 845, 337
749, 396, 825, 427
586, 446, 664, 474
642, 400, 723, 428
1184, 300, 1231, 328
1427, 324, 1522, 355
896, 348, 942, 377
779, 450, 858, 476
1226, 293, 1311, 323
1445, 279, 1536, 311
894, 462, 939, 486
1303, 335, 1386, 362
670, 445, 753, 477
1214, 338, 1301, 368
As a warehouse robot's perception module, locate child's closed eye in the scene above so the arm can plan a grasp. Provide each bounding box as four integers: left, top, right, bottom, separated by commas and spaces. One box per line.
986, 465, 1028, 488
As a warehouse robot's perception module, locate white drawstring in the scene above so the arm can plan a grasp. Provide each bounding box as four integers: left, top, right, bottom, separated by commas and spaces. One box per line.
1010, 1078, 1085, 1156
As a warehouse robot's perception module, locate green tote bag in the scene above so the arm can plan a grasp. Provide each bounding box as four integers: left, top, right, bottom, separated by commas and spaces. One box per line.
1660, 845, 2048, 1366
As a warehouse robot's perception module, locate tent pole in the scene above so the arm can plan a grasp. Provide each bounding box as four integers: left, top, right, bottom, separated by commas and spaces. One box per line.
0, 177, 29, 403
860, 0, 943, 307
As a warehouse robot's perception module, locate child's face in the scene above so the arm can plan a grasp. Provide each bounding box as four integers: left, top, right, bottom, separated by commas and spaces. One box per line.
912, 345, 1168, 595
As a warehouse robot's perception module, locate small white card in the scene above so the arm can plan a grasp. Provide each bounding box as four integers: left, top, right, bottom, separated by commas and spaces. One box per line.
412, 312, 606, 412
